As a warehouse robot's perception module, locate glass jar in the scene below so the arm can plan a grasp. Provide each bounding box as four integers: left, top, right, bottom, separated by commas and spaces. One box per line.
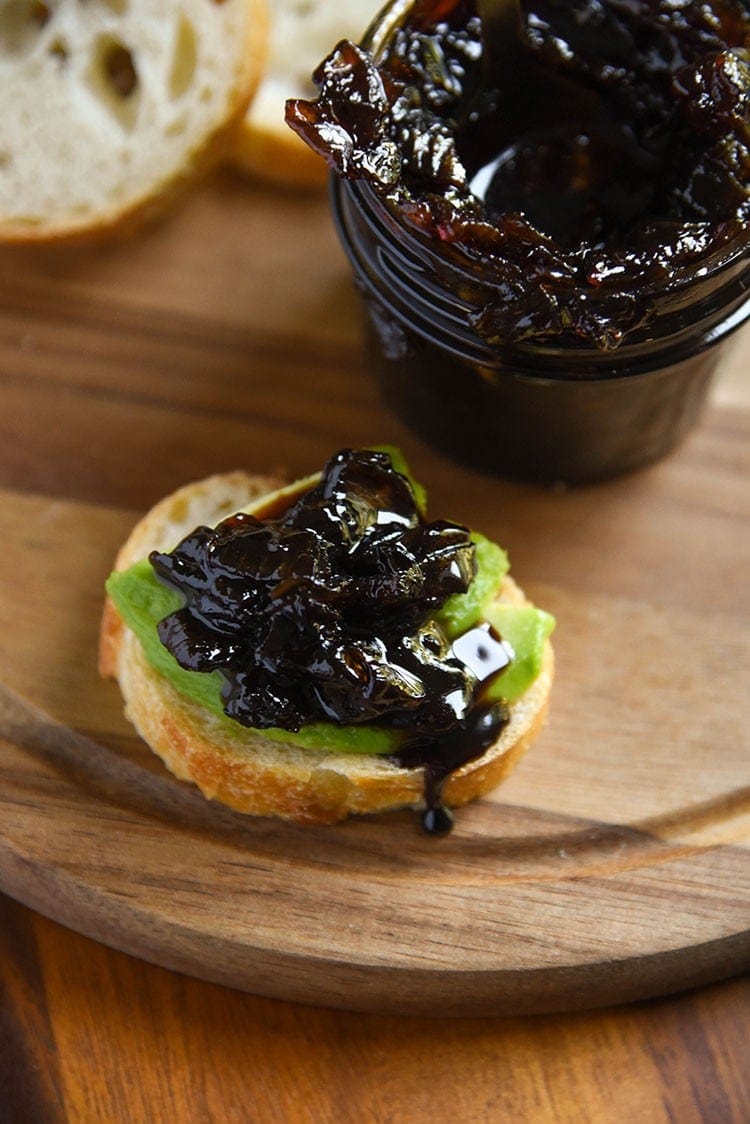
328, 0, 750, 485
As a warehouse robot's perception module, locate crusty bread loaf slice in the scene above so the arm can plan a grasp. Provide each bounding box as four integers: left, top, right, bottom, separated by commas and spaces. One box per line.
0, 0, 267, 242
100, 471, 554, 825
227, 1, 382, 187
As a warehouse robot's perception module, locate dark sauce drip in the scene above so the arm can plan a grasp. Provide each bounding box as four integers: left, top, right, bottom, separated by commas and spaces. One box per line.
395, 621, 513, 834
395, 696, 511, 835
149, 450, 514, 831
286, 0, 750, 350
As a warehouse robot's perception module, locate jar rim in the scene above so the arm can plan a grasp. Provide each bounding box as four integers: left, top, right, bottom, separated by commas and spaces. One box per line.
352, 172, 749, 307
332, 176, 750, 378
351, 0, 750, 363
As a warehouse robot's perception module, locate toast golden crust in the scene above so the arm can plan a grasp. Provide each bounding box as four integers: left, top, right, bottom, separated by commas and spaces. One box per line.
100, 471, 554, 824
226, 1, 382, 188
228, 117, 329, 190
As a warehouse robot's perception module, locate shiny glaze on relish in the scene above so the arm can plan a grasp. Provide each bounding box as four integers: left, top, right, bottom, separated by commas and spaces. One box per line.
287, 0, 749, 350
149, 450, 512, 832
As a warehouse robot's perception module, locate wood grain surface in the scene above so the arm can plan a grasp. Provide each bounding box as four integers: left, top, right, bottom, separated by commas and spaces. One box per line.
0, 891, 748, 1124
0, 174, 748, 1117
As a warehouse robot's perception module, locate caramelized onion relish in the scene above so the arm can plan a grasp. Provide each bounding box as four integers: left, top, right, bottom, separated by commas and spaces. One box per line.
287, 0, 749, 350
149, 450, 514, 832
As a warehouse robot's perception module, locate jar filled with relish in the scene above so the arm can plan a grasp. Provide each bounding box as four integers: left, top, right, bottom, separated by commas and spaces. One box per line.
288, 0, 750, 484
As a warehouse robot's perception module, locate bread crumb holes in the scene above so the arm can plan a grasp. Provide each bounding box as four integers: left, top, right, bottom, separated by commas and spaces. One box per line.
0, 1, 51, 55
169, 14, 197, 100
87, 34, 139, 129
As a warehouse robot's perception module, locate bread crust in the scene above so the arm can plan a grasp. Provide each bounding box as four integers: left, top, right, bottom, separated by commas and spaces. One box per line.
0, 0, 269, 244
228, 117, 329, 190
100, 471, 554, 824
226, 1, 382, 188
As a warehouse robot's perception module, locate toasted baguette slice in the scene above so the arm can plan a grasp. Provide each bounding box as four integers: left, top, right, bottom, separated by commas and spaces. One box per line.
0, 0, 267, 242
227, 1, 382, 187
100, 472, 554, 825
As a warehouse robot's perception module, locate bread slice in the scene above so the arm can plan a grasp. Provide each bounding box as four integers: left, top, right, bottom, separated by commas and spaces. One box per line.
227, 1, 382, 187
100, 471, 554, 825
0, 0, 267, 242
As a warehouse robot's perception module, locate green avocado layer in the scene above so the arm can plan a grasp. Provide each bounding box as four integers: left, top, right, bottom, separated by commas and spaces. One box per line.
106, 467, 554, 755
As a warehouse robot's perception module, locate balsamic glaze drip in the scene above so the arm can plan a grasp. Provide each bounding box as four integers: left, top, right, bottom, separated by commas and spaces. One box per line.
150, 450, 514, 831
395, 698, 510, 835
286, 0, 750, 350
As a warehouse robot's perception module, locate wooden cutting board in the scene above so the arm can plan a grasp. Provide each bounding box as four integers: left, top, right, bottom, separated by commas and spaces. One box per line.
0, 178, 747, 1016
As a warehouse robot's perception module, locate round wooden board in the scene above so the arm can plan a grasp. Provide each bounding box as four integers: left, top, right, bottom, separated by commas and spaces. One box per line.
0, 451, 748, 1017
0, 182, 747, 1017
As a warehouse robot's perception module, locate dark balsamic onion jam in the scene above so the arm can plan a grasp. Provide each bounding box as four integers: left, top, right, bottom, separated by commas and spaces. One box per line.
149, 450, 513, 833
286, 0, 750, 350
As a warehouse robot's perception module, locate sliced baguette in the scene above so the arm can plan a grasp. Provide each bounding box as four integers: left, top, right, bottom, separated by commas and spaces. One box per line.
227, 1, 382, 187
100, 471, 554, 825
0, 0, 268, 242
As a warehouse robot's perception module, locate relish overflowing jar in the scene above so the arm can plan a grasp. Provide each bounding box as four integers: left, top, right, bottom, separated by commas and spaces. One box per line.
288, 0, 750, 484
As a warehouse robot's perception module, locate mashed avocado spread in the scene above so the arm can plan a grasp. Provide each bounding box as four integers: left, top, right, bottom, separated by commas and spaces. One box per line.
106, 450, 554, 755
